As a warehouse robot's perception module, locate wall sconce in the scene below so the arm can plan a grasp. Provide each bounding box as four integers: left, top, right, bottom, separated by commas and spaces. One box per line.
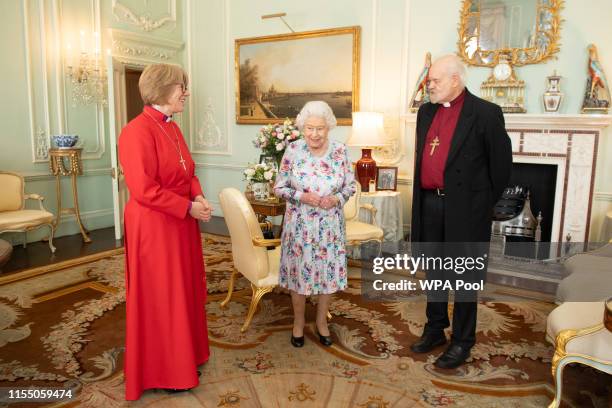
65, 31, 107, 106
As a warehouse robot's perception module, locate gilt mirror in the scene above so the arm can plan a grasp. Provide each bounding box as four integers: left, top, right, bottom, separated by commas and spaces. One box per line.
457, 0, 563, 66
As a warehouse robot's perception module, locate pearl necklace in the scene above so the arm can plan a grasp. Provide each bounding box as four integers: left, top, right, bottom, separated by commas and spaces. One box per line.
143, 111, 187, 171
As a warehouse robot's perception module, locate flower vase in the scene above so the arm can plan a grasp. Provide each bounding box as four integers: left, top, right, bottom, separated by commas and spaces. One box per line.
252, 182, 269, 200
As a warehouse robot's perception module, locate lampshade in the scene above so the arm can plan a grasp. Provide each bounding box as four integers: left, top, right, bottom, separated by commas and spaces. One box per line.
346, 112, 387, 147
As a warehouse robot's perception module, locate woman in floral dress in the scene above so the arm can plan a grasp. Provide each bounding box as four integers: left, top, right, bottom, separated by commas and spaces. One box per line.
274, 101, 356, 348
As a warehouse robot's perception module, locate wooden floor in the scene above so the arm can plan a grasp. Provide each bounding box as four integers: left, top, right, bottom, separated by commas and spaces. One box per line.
0, 216, 231, 276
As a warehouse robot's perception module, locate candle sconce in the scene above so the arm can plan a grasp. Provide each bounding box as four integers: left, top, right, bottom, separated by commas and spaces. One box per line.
65, 31, 107, 106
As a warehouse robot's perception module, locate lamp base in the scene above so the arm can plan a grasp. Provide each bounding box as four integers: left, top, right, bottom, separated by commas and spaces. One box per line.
355, 148, 376, 192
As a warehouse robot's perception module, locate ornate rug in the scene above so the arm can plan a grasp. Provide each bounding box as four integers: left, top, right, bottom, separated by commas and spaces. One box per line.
0, 234, 609, 407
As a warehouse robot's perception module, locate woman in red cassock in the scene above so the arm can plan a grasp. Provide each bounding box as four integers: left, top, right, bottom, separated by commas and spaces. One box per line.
118, 63, 212, 400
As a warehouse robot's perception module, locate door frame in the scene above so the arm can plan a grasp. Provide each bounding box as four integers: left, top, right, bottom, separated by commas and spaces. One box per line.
107, 55, 148, 240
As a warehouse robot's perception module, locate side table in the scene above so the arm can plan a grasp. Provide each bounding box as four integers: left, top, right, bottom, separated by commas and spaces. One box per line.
359, 191, 404, 242
246, 195, 286, 238
49, 148, 91, 243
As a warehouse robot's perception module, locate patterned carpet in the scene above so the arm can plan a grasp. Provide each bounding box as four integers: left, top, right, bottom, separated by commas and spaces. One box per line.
0, 234, 609, 407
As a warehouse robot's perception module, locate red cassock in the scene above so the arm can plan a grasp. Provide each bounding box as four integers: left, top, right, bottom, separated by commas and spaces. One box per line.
118, 105, 209, 400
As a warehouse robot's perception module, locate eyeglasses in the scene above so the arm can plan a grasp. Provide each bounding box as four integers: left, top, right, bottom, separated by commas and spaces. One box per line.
168, 83, 188, 93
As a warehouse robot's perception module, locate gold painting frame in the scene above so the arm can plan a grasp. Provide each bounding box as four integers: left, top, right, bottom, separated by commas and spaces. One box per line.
457, 0, 564, 67
235, 26, 360, 125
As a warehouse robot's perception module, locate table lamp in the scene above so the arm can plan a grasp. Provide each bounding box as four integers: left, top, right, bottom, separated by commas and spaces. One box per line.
346, 112, 387, 192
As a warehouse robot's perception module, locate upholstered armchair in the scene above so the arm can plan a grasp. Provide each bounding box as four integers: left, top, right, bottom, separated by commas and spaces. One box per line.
545, 300, 612, 408
344, 183, 384, 255
218, 187, 281, 332
0, 171, 55, 253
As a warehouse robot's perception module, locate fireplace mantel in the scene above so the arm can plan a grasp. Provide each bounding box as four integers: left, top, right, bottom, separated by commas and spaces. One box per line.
403, 113, 612, 130
403, 113, 611, 244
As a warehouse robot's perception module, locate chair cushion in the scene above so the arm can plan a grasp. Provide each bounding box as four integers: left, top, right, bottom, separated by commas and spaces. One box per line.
0, 173, 23, 211
546, 301, 606, 344
254, 246, 281, 287
565, 327, 612, 362
0, 210, 54, 230
346, 220, 383, 242
556, 269, 612, 303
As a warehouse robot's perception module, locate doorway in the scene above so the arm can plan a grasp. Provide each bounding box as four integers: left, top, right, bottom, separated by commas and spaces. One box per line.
108, 59, 147, 240
125, 68, 144, 121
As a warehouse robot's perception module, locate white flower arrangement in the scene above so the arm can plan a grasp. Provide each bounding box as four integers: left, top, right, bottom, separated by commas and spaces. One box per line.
243, 162, 278, 183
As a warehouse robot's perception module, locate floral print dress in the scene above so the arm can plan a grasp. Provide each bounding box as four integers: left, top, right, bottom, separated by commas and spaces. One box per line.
274, 139, 356, 295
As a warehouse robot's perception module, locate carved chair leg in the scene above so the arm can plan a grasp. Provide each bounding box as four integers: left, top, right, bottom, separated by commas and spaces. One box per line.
22, 232, 27, 248
241, 284, 274, 333
48, 224, 56, 253
220, 269, 238, 308
547, 357, 569, 408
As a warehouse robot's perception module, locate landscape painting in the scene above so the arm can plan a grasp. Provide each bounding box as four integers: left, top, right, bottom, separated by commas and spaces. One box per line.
235, 26, 360, 125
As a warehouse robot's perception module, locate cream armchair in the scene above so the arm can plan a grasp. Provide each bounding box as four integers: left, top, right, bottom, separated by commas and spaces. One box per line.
0, 172, 55, 253
218, 188, 281, 332
545, 301, 612, 408
344, 183, 384, 255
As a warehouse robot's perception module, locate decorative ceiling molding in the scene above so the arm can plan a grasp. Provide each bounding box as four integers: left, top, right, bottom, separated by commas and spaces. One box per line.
111, 0, 176, 32
110, 29, 184, 62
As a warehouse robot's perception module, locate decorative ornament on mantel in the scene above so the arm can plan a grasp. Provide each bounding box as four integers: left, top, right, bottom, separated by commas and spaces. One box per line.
480, 54, 526, 113
543, 71, 564, 113
408, 52, 431, 113
581, 43, 610, 114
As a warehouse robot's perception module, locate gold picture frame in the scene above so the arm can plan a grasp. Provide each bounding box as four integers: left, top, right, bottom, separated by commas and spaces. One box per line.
235, 26, 361, 125
457, 0, 564, 67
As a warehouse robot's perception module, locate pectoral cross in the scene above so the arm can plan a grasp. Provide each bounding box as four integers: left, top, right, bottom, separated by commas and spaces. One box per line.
429, 136, 440, 156
179, 157, 186, 170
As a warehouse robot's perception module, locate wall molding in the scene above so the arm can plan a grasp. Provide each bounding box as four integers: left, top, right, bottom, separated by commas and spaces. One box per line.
195, 162, 246, 172
110, 28, 184, 62
23, 0, 51, 163
187, 0, 232, 155
112, 0, 176, 32
23, 167, 112, 182
594, 192, 612, 202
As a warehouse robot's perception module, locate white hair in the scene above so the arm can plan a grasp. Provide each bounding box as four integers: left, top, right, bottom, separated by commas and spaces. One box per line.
295, 101, 337, 130
435, 54, 467, 87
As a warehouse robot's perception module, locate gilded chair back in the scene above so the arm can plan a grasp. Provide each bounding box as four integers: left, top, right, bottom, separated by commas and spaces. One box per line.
218, 188, 271, 282
343, 182, 361, 221
0, 172, 24, 212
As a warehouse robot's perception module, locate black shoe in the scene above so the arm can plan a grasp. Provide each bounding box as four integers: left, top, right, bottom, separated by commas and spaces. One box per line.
434, 344, 471, 369
165, 388, 192, 394
291, 335, 304, 347
410, 332, 447, 353
317, 332, 333, 347
196, 370, 202, 377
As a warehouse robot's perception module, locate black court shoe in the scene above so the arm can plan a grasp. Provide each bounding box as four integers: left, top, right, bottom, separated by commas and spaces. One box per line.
317, 332, 333, 347
291, 335, 305, 347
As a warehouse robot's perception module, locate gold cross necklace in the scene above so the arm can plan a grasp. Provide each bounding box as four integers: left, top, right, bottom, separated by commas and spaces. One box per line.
429, 136, 440, 156
143, 111, 187, 171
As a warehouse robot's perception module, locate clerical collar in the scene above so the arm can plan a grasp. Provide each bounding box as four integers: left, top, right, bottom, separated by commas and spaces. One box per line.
440, 90, 466, 108
151, 104, 173, 122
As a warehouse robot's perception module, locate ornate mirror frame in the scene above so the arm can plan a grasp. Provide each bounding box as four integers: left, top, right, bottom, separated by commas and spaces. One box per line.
457, 0, 564, 67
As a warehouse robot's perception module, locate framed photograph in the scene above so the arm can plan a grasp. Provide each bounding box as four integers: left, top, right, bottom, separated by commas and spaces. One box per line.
259, 154, 277, 169
376, 167, 398, 191
235, 26, 361, 125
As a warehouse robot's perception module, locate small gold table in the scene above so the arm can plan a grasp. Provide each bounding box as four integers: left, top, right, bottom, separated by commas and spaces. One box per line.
49, 148, 91, 243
